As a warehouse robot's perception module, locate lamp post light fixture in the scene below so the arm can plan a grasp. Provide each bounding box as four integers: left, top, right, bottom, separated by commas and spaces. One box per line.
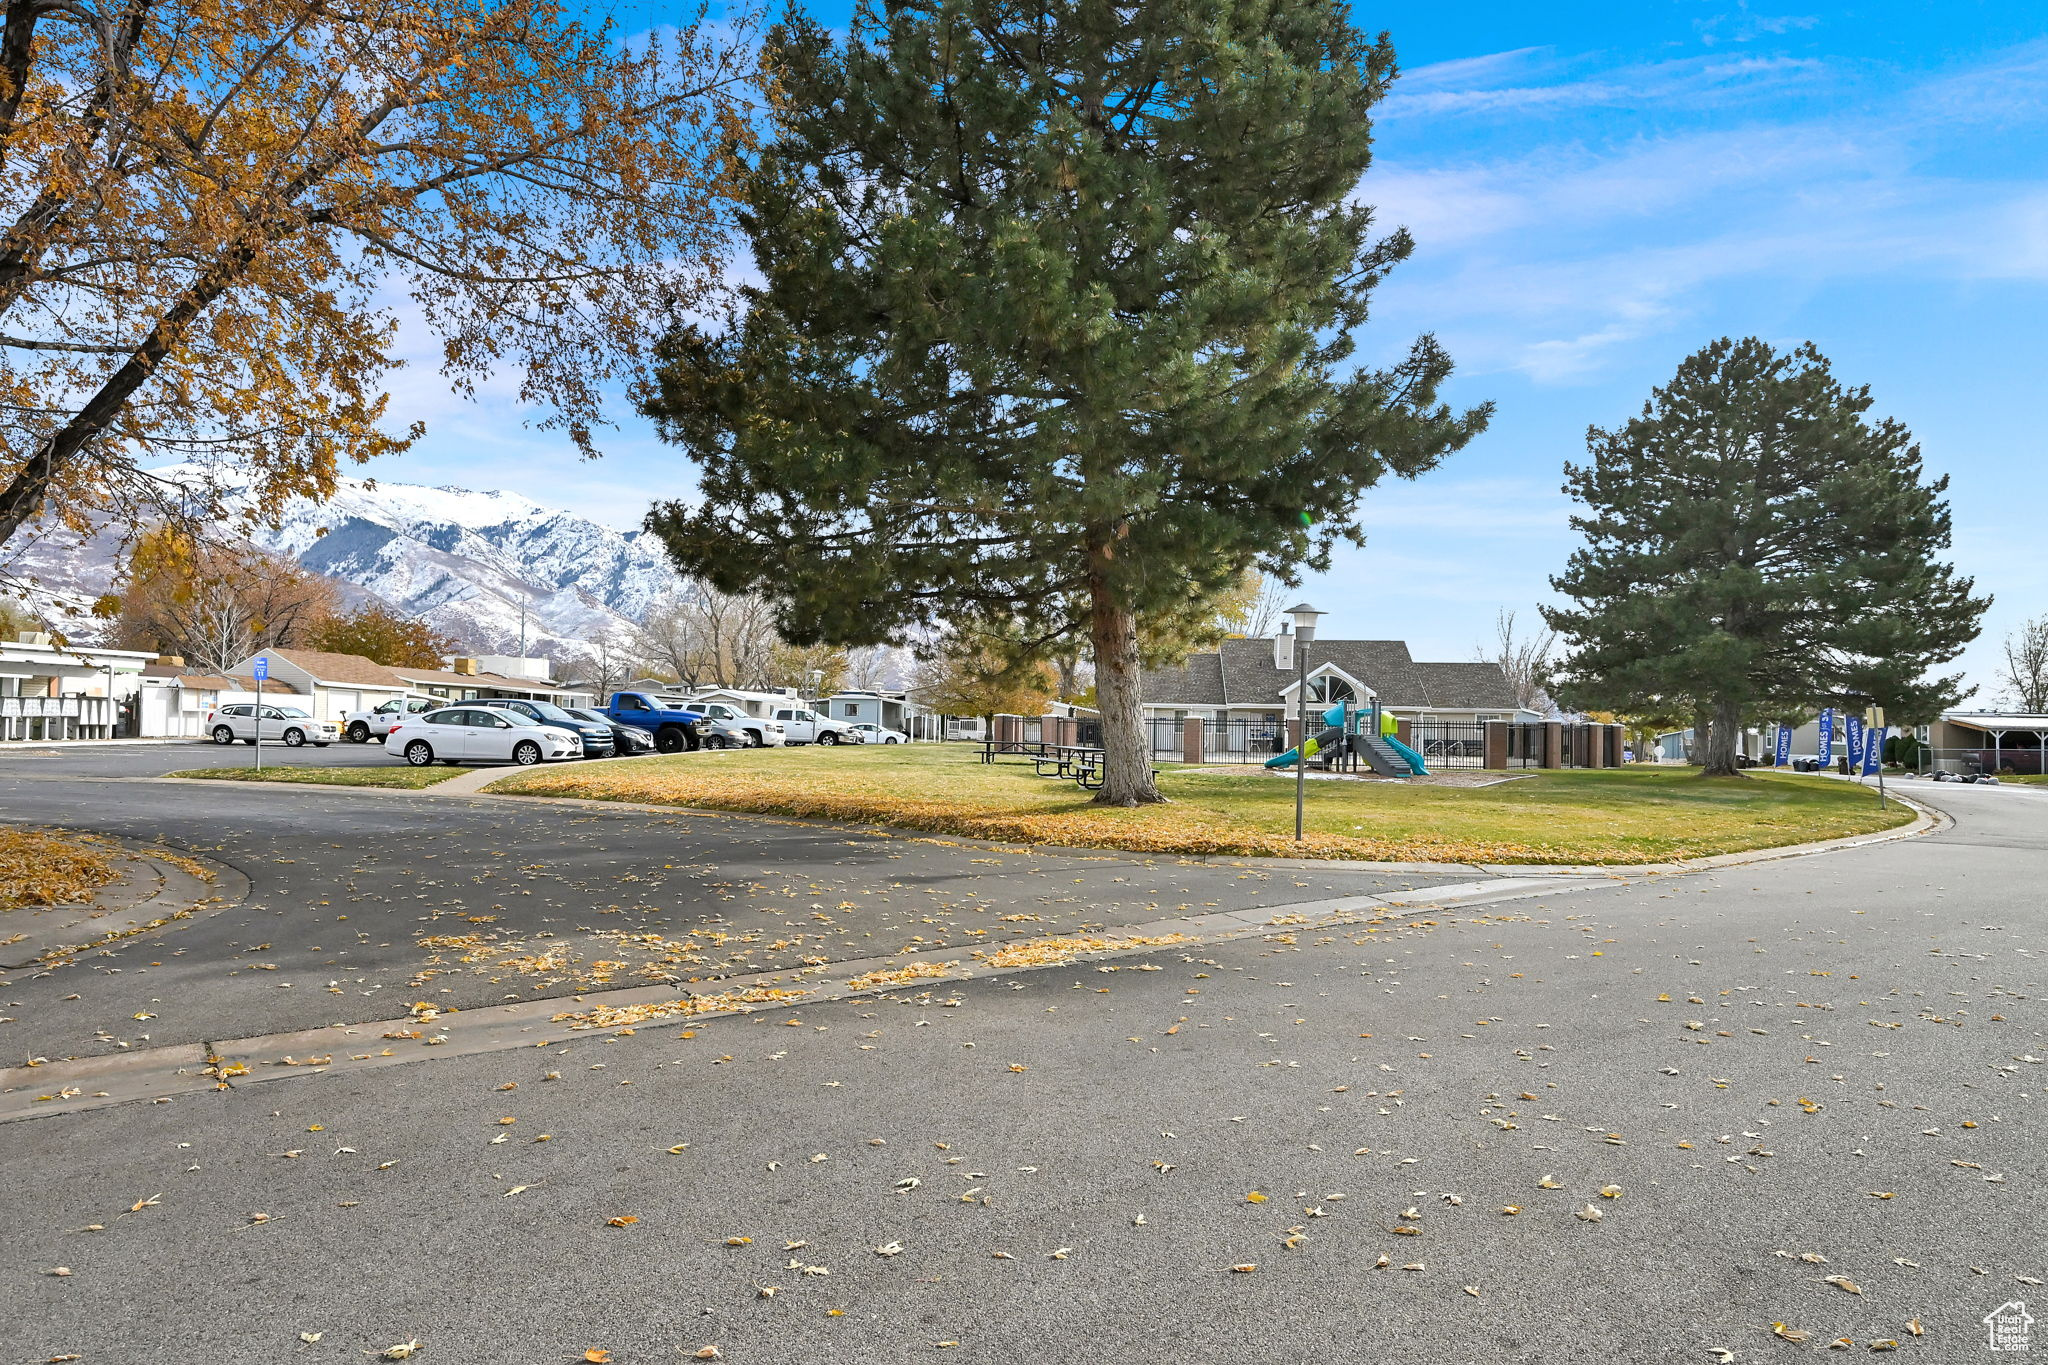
1286, 602, 1324, 842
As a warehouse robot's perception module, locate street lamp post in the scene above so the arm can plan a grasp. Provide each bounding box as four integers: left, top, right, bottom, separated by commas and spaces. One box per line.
1286, 603, 1324, 842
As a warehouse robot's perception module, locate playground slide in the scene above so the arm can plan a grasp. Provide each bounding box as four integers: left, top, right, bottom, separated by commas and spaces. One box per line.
1263, 704, 1350, 771
1382, 732, 1428, 776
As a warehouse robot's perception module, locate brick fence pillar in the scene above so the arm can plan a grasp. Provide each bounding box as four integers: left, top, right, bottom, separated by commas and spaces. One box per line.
1286, 717, 1303, 749
1395, 719, 1413, 750
1609, 724, 1625, 765
1578, 723, 1598, 767
993, 714, 1022, 745
1542, 721, 1562, 769
1484, 720, 1508, 770
1181, 716, 1204, 765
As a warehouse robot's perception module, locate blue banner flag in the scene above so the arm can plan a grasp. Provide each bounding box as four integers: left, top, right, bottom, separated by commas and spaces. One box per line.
1863, 727, 1887, 775
1817, 709, 1834, 766
1774, 724, 1792, 766
1845, 715, 1865, 768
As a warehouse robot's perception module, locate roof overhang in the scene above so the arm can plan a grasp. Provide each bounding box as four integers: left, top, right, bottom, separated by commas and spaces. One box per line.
1943, 714, 2048, 733
1276, 663, 1375, 702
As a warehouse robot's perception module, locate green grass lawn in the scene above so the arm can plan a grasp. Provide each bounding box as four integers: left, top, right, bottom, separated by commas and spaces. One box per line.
167, 765, 465, 789
483, 744, 1912, 864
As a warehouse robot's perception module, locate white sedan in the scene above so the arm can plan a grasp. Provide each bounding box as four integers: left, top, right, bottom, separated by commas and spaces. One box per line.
206, 704, 340, 747
382, 705, 583, 767
848, 723, 908, 744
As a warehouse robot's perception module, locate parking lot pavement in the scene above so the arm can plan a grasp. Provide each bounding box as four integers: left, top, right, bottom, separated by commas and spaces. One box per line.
0, 738, 407, 778
0, 760, 1467, 1064
0, 779, 2037, 1365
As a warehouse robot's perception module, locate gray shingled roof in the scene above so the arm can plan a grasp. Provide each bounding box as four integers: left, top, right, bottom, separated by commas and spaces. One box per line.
1410, 661, 1519, 709
1141, 638, 1516, 711
1140, 650, 1226, 705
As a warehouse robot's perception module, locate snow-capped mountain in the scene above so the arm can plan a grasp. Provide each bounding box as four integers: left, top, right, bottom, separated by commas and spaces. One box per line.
15, 467, 691, 658
230, 471, 688, 657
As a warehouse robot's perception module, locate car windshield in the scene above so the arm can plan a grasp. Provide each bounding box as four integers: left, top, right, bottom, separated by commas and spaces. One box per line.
565, 707, 604, 723
276, 708, 310, 718
519, 701, 577, 723
498, 709, 543, 726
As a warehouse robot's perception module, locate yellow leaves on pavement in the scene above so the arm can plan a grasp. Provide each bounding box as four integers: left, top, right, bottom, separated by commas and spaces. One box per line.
0, 829, 118, 910
1824, 1275, 1862, 1294
1772, 1323, 1810, 1342
605, 1216, 639, 1227
1244, 1191, 1267, 1203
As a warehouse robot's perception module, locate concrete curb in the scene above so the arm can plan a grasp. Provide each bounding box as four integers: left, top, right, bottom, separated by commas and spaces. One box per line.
0, 868, 1610, 1124
1, 846, 248, 970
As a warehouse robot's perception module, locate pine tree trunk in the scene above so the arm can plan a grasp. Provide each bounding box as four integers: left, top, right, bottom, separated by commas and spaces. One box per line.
1700, 696, 1743, 777
1087, 557, 1163, 807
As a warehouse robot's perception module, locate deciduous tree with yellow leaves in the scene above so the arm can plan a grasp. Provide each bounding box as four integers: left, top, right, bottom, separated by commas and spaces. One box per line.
0, 0, 754, 566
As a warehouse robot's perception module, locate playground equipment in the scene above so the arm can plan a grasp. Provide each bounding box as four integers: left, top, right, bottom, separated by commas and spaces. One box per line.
1264, 702, 1348, 770
1378, 709, 1428, 775
1263, 704, 1429, 776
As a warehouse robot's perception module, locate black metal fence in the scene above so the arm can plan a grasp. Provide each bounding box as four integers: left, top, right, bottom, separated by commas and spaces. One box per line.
1148, 716, 1292, 762
1504, 722, 1545, 769
1409, 718, 1486, 770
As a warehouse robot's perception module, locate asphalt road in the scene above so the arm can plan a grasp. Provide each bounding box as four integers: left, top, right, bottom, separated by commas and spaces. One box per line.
0, 758, 2040, 1365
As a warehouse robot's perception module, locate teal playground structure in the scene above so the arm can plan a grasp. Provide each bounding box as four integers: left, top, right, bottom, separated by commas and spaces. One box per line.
1263, 704, 1428, 776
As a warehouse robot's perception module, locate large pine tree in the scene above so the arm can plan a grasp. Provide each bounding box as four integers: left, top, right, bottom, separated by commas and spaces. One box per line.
640, 0, 1487, 804
1545, 338, 1987, 776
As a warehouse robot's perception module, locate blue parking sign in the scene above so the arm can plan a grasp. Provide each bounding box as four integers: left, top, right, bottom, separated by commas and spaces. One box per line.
252, 656, 268, 681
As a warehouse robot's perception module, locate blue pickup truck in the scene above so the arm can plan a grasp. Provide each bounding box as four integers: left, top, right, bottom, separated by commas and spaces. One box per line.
601, 691, 706, 752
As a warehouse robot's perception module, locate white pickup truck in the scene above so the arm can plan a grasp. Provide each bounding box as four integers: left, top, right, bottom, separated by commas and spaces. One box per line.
693, 700, 787, 748
343, 695, 438, 743
770, 704, 859, 746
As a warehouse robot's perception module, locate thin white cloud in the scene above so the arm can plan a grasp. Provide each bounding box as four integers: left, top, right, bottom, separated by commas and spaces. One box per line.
1360, 41, 2048, 383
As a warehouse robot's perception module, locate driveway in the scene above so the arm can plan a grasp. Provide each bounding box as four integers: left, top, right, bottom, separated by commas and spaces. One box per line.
0, 765, 2038, 1364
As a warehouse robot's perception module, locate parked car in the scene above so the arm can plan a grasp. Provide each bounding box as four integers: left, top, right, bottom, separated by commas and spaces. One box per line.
343, 695, 437, 743
206, 703, 340, 747
692, 700, 786, 749
382, 706, 582, 766
848, 723, 908, 744
563, 705, 657, 756
770, 704, 859, 745
599, 691, 708, 752
471, 697, 615, 758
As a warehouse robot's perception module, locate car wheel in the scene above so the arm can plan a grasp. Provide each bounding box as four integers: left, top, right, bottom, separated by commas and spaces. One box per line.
346, 722, 370, 743
211, 725, 235, 745
655, 725, 688, 754
819, 731, 839, 746
703, 733, 728, 750
404, 740, 434, 766
283, 728, 306, 747
513, 740, 542, 766
747, 730, 765, 747
886, 736, 901, 744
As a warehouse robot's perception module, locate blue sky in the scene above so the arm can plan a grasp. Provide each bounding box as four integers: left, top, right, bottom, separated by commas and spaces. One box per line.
358, 1, 2048, 703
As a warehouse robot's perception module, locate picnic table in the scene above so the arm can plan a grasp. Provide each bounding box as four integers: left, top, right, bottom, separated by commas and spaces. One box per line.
977, 740, 1147, 790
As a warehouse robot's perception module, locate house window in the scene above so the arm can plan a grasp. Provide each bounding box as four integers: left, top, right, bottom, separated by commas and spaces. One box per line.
1305, 676, 1357, 704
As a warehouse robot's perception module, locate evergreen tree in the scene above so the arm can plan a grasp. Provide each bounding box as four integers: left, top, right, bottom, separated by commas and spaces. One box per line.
1545, 338, 1987, 776
640, 0, 1487, 804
